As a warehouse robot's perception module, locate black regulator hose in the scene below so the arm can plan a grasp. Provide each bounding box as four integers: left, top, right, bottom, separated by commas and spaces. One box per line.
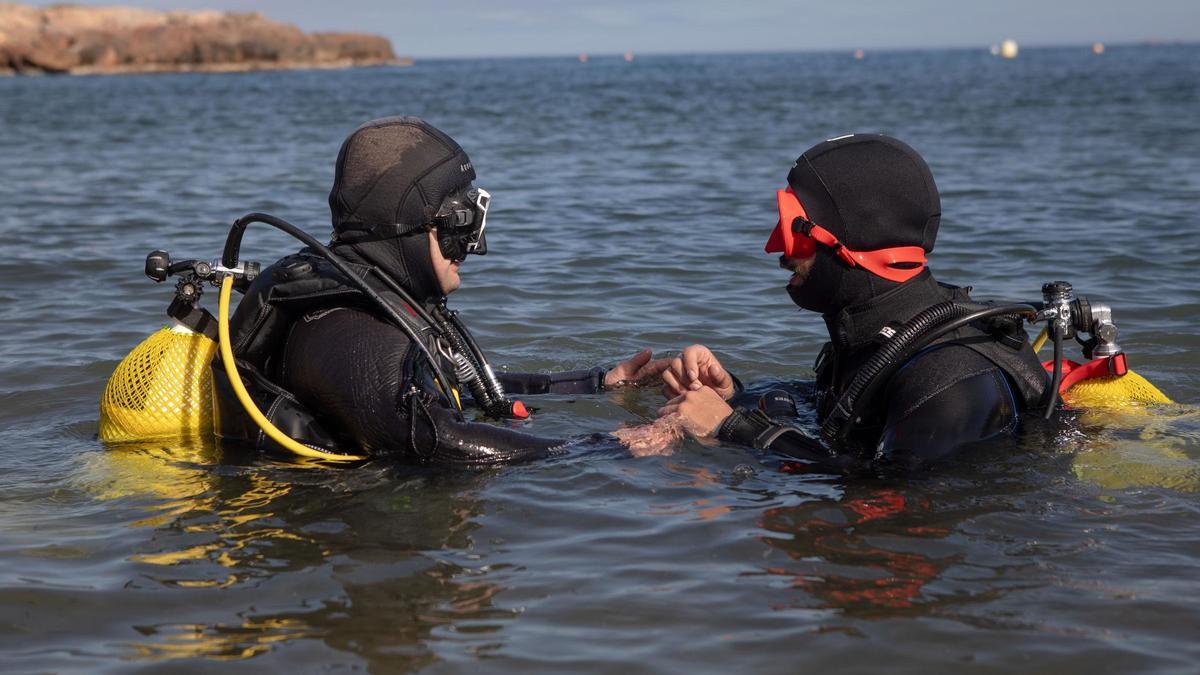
356, 266, 509, 415
364, 267, 442, 336
224, 213, 467, 422
364, 266, 510, 415
1045, 328, 1064, 419
440, 305, 509, 408
822, 302, 1038, 443
429, 306, 498, 412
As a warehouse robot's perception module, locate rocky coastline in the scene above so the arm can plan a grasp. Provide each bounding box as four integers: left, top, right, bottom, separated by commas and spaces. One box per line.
0, 3, 402, 76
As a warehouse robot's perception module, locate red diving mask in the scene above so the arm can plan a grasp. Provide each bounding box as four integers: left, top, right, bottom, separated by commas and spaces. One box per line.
764, 188, 927, 283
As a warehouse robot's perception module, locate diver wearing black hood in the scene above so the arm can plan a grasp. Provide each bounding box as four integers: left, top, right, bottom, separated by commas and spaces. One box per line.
657, 134, 1048, 471
212, 117, 665, 465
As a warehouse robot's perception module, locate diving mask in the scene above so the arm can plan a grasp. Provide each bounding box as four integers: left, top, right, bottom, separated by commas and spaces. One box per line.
433, 187, 490, 261
764, 187, 927, 283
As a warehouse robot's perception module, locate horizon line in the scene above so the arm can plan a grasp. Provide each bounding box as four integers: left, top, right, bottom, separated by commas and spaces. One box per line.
400, 38, 1197, 62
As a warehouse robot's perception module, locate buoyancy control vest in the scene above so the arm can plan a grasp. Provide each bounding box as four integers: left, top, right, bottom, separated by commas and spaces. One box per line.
811, 271, 1048, 435
212, 250, 462, 455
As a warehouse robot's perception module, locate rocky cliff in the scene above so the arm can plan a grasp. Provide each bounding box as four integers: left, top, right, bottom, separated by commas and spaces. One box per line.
0, 3, 400, 75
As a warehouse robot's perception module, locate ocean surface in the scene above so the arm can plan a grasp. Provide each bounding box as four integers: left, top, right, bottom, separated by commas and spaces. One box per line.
1, 46, 1199, 672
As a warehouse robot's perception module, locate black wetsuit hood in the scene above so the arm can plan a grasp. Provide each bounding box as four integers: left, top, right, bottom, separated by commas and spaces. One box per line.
327, 116, 477, 307
785, 134, 941, 315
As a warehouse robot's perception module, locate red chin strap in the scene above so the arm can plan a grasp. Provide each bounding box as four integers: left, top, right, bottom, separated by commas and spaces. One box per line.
765, 188, 928, 283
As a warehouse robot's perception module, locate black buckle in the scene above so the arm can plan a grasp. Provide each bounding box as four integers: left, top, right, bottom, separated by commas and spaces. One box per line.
790, 216, 815, 236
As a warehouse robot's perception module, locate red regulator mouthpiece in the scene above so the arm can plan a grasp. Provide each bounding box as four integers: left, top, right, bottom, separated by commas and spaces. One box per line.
765, 188, 928, 283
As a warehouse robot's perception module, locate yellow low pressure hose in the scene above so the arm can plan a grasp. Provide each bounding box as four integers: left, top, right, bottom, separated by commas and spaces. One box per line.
1032, 326, 1049, 353
217, 274, 364, 462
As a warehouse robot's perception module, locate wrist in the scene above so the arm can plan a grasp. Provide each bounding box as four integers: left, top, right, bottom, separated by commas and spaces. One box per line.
728, 373, 745, 397
591, 366, 608, 392
716, 407, 774, 447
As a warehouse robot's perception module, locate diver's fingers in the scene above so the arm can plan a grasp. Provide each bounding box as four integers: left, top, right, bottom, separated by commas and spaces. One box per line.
657, 394, 684, 417
661, 368, 685, 399
681, 344, 721, 389
626, 347, 652, 370
633, 357, 672, 382
667, 356, 686, 384
606, 348, 662, 387
706, 361, 724, 381
680, 345, 706, 386
706, 362, 733, 397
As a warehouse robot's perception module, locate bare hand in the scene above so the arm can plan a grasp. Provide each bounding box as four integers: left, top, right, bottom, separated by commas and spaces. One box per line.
661, 344, 735, 400
613, 415, 685, 457
605, 348, 672, 387
657, 386, 733, 438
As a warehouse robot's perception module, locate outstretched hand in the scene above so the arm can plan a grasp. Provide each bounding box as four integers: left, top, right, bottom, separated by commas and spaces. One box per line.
661, 344, 735, 400
657, 386, 733, 438
604, 348, 672, 387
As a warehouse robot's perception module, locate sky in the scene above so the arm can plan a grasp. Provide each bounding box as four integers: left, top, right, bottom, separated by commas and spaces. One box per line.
25, 0, 1200, 58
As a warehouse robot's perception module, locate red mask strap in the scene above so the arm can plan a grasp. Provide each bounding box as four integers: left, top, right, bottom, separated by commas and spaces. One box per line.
802, 222, 927, 282
766, 187, 928, 283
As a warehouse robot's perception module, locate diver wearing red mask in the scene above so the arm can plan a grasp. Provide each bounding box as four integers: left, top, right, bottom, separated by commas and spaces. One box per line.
658, 134, 1049, 471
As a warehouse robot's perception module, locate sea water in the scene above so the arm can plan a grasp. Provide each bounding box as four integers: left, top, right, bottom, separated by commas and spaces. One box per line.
1, 46, 1198, 671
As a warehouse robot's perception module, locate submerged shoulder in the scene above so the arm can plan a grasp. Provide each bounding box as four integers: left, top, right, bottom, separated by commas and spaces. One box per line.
886, 345, 1010, 420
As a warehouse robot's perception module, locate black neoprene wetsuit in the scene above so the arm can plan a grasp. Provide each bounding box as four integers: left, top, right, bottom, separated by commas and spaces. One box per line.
278, 304, 607, 465
212, 246, 614, 466
717, 272, 1048, 472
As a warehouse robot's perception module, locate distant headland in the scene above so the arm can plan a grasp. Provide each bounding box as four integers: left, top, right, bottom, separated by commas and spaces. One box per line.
0, 3, 403, 76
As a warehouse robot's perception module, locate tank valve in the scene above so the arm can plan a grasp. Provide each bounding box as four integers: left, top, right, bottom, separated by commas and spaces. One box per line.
1041, 281, 1075, 339
143, 249, 259, 285
1078, 300, 1123, 358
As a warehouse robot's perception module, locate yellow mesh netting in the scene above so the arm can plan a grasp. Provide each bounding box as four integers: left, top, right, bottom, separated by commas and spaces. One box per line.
1064, 370, 1192, 491
1063, 369, 1174, 409
1072, 439, 1200, 492
99, 327, 217, 443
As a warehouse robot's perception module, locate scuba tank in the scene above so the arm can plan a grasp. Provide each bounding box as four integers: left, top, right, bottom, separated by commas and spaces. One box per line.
98, 253, 233, 443
98, 322, 217, 443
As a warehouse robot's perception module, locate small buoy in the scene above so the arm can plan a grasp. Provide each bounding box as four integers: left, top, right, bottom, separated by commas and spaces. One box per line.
624, 52, 634, 62
578, 53, 589, 63
853, 48, 864, 60
1000, 39, 1019, 59
1092, 41, 1105, 55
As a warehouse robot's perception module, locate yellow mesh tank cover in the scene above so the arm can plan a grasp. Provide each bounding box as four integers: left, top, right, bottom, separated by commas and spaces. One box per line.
1063, 370, 1174, 409
99, 325, 217, 443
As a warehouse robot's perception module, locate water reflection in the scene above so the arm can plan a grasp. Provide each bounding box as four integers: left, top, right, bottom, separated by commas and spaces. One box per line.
89, 440, 514, 668
1070, 405, 1200, 492
749, 408, 1200, 626
81, 408, 1200, 666
753, 480, 962, 618
743, 432, 1063, 623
